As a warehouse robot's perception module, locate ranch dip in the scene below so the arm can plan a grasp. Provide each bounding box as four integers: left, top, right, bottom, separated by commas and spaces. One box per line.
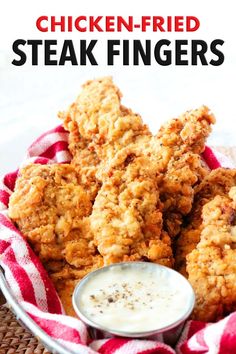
74, 263, 194, 333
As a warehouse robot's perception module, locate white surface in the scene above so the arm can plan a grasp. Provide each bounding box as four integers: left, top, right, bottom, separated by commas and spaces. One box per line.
0, 0, 236, 176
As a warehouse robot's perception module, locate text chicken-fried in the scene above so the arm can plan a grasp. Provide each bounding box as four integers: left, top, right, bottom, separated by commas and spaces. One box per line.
90, 147, 174, 267
175, 168, 236, 276
8, 164, 103, 315
187, 188, 236, 322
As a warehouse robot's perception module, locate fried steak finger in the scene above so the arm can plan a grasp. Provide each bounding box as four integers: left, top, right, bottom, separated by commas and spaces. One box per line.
187, 189, 236, 322
60, 77, 151, 199
147, 105, 215, 237
175, 168, 236, 276
90, 147, 174, 267
8, 163, 103, 315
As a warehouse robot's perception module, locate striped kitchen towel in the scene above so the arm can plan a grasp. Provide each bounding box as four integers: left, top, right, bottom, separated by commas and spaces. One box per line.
0, 125, 234, 354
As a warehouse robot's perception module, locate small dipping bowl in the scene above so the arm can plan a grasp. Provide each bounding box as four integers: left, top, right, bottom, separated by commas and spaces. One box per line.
73, 262, 195, 345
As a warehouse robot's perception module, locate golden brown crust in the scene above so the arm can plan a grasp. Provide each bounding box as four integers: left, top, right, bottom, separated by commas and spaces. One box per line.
8, 164, 104, 313
175, 168, 236, 276
90, 147, 174, 267
151, 106, 215, 237
186, 191, 236, 322
59, 77, 151, 200
61, 78, 215, 237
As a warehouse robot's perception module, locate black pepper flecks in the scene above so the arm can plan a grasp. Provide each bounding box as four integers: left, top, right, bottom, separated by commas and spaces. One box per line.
86, 281, 165, 312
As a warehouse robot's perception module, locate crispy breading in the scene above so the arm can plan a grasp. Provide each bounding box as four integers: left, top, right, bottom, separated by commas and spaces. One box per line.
8, 164, 103, 313
8, 164, 92, 259
144, 106, 215, 237
90, 147, 174, 267
175, 168, 236, 276
160, 153, 208, 237
158, 105, 215, 155
61, 77, 214, 234
59, 77, 151, 199
186, 190, 236, 322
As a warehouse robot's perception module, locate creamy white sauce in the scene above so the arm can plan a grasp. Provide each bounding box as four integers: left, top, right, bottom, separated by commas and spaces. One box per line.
77, 264, 193, 333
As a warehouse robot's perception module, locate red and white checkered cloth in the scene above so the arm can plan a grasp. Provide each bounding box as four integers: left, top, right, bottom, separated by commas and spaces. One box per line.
0, 125, 235, 354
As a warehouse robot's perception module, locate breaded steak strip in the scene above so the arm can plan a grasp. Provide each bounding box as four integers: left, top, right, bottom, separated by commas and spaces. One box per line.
8, 164, 92, 261
146, 105, 215, 237
175, 168, 236, 276
157, 105, 215, 156
8, 164, 103, 315
90, 147, 174, 267
60, 77, 151, 198
160, 152, 208, 237
187, 189, 236, 322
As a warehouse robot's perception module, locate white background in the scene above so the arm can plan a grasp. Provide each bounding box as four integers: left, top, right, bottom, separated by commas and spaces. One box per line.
0, 0, 235, 175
